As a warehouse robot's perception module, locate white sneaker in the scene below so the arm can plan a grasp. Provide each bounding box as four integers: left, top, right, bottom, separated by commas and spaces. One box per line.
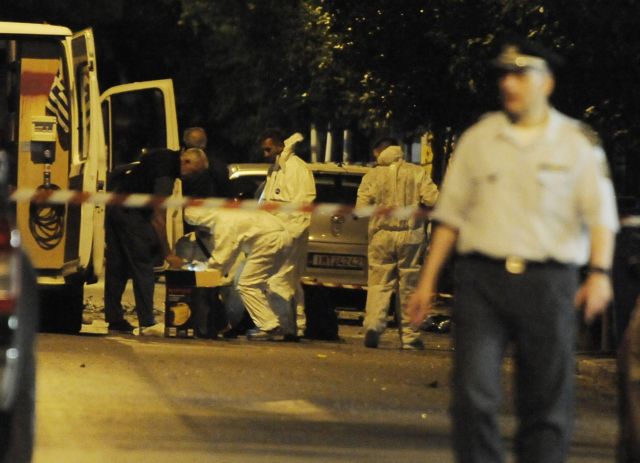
134, 322, 165, 337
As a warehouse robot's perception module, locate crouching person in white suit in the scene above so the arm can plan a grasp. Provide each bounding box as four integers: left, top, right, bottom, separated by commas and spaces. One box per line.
184, 206, 292, 341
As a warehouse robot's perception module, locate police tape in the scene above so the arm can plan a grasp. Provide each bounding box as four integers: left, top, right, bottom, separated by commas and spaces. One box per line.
8, 188, 432, 219
11, 188, 640, 225
621, 216, 640, 227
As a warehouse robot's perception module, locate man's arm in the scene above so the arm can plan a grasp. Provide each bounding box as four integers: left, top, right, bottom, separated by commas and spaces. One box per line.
419, 171, 439, 207
575, 224, 616, 322
408, 223, 459, 326
153, 175, 183, 268
355, 171, 375, 209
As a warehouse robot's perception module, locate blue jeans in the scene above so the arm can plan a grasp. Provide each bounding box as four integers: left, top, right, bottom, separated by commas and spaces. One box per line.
452, 256, 578, 463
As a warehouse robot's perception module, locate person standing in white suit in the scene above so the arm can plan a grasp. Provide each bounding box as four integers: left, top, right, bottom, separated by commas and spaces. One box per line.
259, 128, 316, 339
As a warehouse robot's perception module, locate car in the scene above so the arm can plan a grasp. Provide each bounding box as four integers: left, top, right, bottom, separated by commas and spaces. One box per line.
228, 162, 371, 338
0, 149, 39, 463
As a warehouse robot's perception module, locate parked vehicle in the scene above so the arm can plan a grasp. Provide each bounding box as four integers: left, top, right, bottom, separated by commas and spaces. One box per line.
0, 22, 181, 332
0, 149, 38, 463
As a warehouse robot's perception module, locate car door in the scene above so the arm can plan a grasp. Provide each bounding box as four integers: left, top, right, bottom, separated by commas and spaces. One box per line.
100, 79, 181, 255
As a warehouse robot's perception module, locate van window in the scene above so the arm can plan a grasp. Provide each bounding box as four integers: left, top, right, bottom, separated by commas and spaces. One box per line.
105, 88, 167, 169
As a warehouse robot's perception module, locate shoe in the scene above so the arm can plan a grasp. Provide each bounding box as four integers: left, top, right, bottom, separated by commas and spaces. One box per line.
402, 339, 425, 350
246, 327, 282, 341
135, 322, 165, 337
283, 333, 300, 343
364, 330, 379, 348
108, 319, 136, 334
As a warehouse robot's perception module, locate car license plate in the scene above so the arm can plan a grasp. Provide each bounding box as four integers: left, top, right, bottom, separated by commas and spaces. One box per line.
307, 253, 365, 270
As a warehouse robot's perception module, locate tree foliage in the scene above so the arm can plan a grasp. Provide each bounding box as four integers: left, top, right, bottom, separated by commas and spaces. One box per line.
1, 0, 639, 196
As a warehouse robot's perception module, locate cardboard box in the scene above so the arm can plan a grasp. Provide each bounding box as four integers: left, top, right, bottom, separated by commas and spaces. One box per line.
164, 269, 222, 338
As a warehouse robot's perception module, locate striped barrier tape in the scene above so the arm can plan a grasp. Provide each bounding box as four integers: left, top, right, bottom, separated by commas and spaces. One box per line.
621, 216, 640, 227
10, 188, 640, 225
9, 188, 432, 219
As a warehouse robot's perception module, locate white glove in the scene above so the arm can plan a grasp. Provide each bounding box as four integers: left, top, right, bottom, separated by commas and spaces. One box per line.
186, 261, 208, 271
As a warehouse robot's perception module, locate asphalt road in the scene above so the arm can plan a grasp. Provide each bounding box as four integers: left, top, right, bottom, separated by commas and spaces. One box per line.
34, 319, 618, 462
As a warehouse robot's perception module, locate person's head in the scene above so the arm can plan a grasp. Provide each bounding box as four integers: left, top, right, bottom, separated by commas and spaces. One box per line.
371, 137, 399, 161
183, 127, 208, 150
492, 39, 563, 124
258, 128, 286, 162
180, 148, 209, 178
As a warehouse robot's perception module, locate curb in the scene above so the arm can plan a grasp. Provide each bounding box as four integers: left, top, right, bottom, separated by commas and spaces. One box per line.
576, 355, 617, 395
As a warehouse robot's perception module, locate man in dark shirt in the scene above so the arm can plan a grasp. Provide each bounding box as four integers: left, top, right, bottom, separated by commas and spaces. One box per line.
104, 148, 181, 333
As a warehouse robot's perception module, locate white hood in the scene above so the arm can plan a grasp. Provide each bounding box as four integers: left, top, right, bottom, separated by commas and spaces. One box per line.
376, 145, 404, 166
277, 132, 304, 168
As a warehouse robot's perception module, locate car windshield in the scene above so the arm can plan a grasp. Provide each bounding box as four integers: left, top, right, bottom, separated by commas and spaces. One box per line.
314, 173, 361, 205
229, 171, 363, 205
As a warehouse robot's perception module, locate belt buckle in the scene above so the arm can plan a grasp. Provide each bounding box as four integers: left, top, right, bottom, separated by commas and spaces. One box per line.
505, 256, 526, 274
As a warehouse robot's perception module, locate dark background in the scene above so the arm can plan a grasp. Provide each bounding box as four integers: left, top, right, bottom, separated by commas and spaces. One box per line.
2, 0, 638, 204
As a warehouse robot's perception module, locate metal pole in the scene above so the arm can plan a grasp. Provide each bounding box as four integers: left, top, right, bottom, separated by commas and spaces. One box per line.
324, 124, 333, 163
310, 124, 319, 163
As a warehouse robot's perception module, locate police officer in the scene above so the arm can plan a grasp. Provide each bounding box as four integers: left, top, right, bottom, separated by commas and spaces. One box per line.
356, 141, 438, 350
408, 39, 618, 462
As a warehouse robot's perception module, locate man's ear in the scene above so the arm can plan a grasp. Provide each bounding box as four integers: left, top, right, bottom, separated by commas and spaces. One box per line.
544, 74, 555, 97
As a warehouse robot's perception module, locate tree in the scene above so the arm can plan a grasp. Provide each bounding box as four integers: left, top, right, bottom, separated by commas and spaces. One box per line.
2, 0, 639, 191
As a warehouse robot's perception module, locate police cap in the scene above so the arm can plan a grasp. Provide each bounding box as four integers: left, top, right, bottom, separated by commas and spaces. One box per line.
492, 38, 564, 74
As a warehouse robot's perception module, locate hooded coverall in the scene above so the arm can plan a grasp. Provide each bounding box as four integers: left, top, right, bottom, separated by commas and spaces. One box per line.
260, 133, 316, 336
356, 146, 439, 345
184, 207, 291, 332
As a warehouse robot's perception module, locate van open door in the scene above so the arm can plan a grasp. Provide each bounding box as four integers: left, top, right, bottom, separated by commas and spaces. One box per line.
70, 28, 106, 278
100, 79, 182, 247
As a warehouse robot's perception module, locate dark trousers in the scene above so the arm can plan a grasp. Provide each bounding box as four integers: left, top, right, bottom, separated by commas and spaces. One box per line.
613, 228, 640, 345
452, 256, 578, 463
104, 208, 157, 327
618, 299, 640, 462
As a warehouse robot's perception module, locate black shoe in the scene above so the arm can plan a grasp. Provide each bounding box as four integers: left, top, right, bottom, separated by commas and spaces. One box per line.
246, 327, 282, 341
283, 333, 300, 343
108, 319, 136, 334
364, 330, 379, 348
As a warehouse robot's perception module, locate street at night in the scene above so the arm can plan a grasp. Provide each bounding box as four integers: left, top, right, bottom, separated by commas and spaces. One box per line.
2, 5, 638, 462
32, 282, 618, 463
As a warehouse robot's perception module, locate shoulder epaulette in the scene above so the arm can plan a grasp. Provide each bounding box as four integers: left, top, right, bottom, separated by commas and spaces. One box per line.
578, 122, 602, 147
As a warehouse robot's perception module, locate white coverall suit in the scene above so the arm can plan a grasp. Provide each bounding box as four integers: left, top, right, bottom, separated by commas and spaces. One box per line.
184, 207, 292, 332
356, 146, 439, 345
260, 133, 316, 336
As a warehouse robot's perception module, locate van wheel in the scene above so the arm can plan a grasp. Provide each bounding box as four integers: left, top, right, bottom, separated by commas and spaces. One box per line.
0, 353, 35, 463
39, 276, 84, 334
303, 286, 339, 340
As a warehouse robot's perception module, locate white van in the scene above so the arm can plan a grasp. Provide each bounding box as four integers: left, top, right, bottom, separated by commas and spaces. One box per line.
0, 22, 181, 332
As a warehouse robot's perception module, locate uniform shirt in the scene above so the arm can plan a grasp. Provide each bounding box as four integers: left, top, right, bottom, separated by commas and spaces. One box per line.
356, 145, 439, 237
184, 208, 289, 276
433, 109, 619, 265
259, 149, 316, 239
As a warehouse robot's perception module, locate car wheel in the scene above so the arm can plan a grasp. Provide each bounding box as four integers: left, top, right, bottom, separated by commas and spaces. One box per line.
0, 352, 35, 463
303, 286, 339, 340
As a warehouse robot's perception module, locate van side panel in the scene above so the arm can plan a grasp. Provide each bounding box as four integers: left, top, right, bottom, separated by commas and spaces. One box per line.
16, 51, 71, 270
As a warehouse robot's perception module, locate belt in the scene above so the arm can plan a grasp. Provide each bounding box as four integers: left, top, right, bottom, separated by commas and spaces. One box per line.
461, 253, 573, 275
